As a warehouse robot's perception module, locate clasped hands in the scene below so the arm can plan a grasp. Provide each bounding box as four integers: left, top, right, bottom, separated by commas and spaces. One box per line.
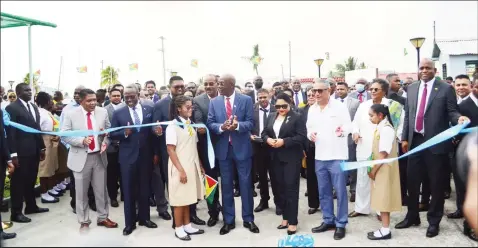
266, 138, 284, 148
221, 116, 238, 131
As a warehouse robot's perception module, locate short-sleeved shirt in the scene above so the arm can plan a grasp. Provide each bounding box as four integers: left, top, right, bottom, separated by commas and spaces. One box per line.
39, 107, 54, 132
166, 116, 198, 146
377, 119, 396, 154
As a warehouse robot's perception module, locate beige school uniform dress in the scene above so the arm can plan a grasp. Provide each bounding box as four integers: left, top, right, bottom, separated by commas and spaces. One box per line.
166, 117, 205, 207
370, 119, 402, 212
38, 107, 59, 177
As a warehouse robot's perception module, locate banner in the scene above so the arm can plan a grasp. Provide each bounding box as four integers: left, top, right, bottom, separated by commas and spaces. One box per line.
190, 59, 198, 68
34, 70, 41, 76
77, 66, 87, 73
129, 63, 138, 71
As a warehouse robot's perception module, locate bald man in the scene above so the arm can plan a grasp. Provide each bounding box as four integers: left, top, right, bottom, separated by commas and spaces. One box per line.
396, 58, 469, 238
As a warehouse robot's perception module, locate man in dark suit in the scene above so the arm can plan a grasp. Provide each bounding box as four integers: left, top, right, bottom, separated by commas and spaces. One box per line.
246, 76, 264, 104
193, 74, 222, 227
207, 74, 259, 235
291, 77, 307, 108
110, 84, 159, 235
251, 88, 278, 214
0, 109, 16, 240
145, 80, 160, 103
386, 73, 406, 105
395, 58, 469, 238
5, 83, 49, 223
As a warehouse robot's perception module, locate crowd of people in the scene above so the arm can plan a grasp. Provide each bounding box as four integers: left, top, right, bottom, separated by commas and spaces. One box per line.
0, 57, 477, 243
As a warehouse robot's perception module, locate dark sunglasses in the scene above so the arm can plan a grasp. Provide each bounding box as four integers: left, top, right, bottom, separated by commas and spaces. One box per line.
9, 96, 16, 99
311, 89, 326, 94
370, 88, 381, 92
275, 104, 289, 110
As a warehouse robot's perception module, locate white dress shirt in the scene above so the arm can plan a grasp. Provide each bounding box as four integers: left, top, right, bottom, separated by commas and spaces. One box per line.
377, 119, 396, 155
457, 94, 470, 104
259, 105, 270, 135
414, 78, 435, 134
81, 108, 100, 153
338, 96, 348, 104
306, 98, 352, 160
39, 107, 54, 132
128, 103, 143, 125
273, 117, 284, 138
19, 98, 37, 122
166, 116, 198, 145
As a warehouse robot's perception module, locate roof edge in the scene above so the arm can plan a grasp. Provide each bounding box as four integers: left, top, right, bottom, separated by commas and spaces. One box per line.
1, 12, 57, 28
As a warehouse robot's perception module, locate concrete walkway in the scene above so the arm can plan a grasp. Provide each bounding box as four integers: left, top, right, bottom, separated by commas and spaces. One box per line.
2, 178, 477, 247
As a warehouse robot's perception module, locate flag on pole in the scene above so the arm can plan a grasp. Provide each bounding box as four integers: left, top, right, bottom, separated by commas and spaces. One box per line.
325, 52, 330, 60
190, 59, 198, 68
34, 70, 41, 76
204, 175, 218, 204
129, 63, 138, 71
76, 66, 87, 73
404, 48, 408, 56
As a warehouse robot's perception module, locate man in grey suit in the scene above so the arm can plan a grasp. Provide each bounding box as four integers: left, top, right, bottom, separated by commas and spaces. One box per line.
104, 88, 125, 207
62, 88, 119, 231
349, 78, 371, 103
395, 58, 469, 238
336, 82, 360, 202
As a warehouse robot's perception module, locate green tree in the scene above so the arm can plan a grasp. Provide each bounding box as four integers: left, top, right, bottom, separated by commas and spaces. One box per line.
100, 66, 120, 88
328, 57, 367, 77
241, 44, 263, 75
23, 73, 40, 93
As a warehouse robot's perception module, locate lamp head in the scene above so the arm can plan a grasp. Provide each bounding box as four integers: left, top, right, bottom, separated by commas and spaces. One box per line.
314, 58, 324, 66
410, 37, 426, 49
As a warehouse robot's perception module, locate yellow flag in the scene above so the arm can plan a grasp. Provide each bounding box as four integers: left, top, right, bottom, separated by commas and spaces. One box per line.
191, 59, 198, 68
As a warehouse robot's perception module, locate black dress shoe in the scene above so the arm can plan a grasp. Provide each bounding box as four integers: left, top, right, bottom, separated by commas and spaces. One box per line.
277, 224, 288, 229
288, 229, 297, 235
276, 208, 283, 216
149, 198, 156, 207
308, 208, 318, 215
158, 211, 172, 220
48, 191, 62, 197
139, 220, 158, 228
350, 193, 356, 202
254, 202, 269, 213
311, 223, 336, 233
395, 219, 421, 229
1, 231, 17, 240
305, 191, 308, 197
190, 215, 206, 225
175, 233, 191, 241
367, 230, 391, 240
123, 225, 136, 236
334, 227, 346, 240
243, 222, 260, 233
24, 207, 49, 215
185, 228, 205, 235
426, 225, 439, 238
447, 210, 464, 219
252, 191, 257, 197
207, 217, 218, 227
219, 223, 236, 235
111, 199, 119, 208
11, 213, 31, 223
234, 190, 240, 197
41, 197, 60, 204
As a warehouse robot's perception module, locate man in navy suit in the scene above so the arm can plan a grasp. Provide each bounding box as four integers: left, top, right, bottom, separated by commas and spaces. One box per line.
207, 74, 259, 235
110, 84, 160, 236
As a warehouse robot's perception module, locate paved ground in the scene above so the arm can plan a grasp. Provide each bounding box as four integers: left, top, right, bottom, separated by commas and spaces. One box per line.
2, 178, 477, 247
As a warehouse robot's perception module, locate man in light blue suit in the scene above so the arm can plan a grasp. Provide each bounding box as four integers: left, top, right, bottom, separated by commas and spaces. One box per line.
207, 74, 260, 235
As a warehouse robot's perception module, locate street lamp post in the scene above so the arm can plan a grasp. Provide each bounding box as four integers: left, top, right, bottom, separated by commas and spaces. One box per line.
410, 37, 426, 69
8, 81, 14, 90
314, 59, 324, 78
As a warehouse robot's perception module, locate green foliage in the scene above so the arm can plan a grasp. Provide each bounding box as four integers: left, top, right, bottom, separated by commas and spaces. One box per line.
100, 66, 120, 88
3, 175, 40, 199
23, 73, 40, 93
330, 56, 367, 77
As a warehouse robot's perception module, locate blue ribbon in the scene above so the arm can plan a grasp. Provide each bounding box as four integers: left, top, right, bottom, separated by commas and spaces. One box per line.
3, 111, 215, 169
278, 234, 314, 247
340, 122, 475, 171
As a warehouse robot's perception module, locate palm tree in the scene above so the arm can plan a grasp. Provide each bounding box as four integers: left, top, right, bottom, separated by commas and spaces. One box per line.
100, 66, 120, 88
241, 44, 263, 75
23, 73, 40, 93
332, 56, 366, 77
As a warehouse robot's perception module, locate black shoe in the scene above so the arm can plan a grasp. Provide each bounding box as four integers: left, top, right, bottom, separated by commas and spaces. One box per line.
190, 215, 206, 225
123, 225, 136, 236
207, 217, 218, 227
367, 230, 391, 240
41, 197, 60, 204
277, 224, 288, 229
11, 214, 31, 223
447, 210, 464, 219
305, 191, 308, 197
89, 202, 97, 212
158, 211, 172, 220
24, 207, 49, 215
426, 225, 439, 238
311, 223, 336, 233
243, 221, 260, 233
219, 223, 236, 235
234, 190, 240, 197
254, 201, 269, 213
149, 198, 156, 207
111, 199, 119, 208
308, 208, 319, 215
350, 193, 356, 202
334, 227, 346, 240
1, 231, 17, 240
138, 220, 158, 228
288, 229, 297, 235
395, 218, 421, 229
185, 228, 205, 235
252, 190, 257, 197
276, 208, 283, 216
175, 233, 191, 241
48, 191, 62, 198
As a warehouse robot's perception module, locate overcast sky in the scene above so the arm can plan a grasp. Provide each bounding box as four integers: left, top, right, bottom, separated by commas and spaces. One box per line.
1, 1, 477, 94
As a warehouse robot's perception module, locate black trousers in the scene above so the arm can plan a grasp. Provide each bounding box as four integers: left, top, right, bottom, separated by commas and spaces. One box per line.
420, 166, 431, 205
306, 146, 319, 209
450, 149, 465, 212
347, 140, 357, 194
203, 158, 221, 219
398, 144, 408, 201
445, 152, 453, 194
69, 169, 95, 208
271, 156, 300, 225
106, 151, 122, 201
406, 133, 447, 225
10, 155, 39, 214
253, 143, 275, 202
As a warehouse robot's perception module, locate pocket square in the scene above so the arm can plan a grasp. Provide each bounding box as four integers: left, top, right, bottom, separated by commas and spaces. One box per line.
146, 113, 152, 118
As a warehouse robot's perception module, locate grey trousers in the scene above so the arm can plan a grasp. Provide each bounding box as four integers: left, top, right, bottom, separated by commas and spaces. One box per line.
73, 153, 108, 224
151, 164, 169, 213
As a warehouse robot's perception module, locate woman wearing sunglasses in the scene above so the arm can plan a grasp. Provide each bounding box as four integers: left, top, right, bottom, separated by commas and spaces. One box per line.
261, 93, 306, 235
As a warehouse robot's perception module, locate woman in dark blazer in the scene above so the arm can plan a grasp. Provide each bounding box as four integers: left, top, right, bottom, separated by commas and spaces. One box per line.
261, 93, 306, 235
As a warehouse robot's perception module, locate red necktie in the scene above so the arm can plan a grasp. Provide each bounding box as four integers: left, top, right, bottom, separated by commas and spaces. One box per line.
358, 93, 363, 103
415, 83, 428, 132
86, 112, 96, 151
226, 97, 232, 143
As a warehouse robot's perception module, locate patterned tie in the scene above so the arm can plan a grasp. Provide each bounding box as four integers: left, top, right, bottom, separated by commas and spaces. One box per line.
132, 106, 141, 132
226, 97, 232, 143
186, 120, 194, 137
295, 92, 300, 107
358, 93, 363, 103
416, 83, 427, 132
86, 112, 95, 151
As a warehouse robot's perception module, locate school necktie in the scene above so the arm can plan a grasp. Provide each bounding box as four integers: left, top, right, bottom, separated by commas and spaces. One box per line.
186, 120, 194, 137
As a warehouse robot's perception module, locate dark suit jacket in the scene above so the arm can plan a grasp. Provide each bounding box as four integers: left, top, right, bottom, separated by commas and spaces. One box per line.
298, 105, 313, 151
246, 90, 257, 104
388, 91, 406, 106
292, 90, 307, 106
261, 110, 306, 163
1, 109, 11, 169
5, 99, 45, 156
251, 104, 276, 136
458, 96, 478, 128
402, 80, 461, 154
110, 104, 154, 165
152, 95, 172, 166
207, 93, 254, 161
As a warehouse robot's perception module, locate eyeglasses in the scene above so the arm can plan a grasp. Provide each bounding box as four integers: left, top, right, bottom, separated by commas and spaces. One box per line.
275, 104, 289, 110
173, 85, 185, 90
311, 89, 326, 94
369, 88, 381, 92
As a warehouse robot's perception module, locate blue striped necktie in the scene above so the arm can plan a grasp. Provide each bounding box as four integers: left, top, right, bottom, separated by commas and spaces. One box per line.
132, 107, 141, 132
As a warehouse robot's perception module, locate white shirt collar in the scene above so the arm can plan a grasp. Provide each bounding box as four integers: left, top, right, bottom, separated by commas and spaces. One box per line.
19, 98, 30, 107
225, 91, 236, 100
420, 77, 436, 87
178, 116, 191, 123
81, 107, 94, 116
259, 104, 270, 111
129, 103, 141, 110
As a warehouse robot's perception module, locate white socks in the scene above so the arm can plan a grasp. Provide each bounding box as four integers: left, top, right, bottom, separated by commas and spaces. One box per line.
175, 226, 188, 238
48, 189, 60, 196
184, 223, 199, 233
373, 227, 390, 237
57, 183, 66, 190
41, 193, 55, 201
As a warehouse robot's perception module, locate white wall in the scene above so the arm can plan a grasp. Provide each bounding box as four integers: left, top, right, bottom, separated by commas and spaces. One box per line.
448, 55, 478, 78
